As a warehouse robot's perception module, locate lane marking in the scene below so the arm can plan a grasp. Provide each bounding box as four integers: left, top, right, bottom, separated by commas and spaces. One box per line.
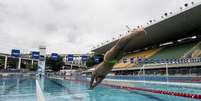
36, 80, 45, 101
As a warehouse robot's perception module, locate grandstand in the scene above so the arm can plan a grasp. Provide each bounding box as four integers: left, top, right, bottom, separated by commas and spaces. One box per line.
113, 39, 200, 68
93, 3, 201, 54
114, 48, 160, 68
108, 38, 201, 77
89, 2, 201, 77
151, 41, 197, 59
111, 41, 201, 76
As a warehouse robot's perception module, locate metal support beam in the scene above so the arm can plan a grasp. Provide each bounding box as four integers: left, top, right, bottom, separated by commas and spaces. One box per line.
4, 56, 7, 69
31, 59, 34, 68
18, 58, 21, 70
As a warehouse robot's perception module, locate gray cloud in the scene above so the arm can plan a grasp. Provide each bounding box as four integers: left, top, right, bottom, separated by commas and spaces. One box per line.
0, 0, 200, 54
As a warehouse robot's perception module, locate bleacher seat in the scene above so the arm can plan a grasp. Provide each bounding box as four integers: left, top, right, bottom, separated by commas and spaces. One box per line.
113, 41, 199, 69
150, 42, 197, 59
113, 48, 160, 68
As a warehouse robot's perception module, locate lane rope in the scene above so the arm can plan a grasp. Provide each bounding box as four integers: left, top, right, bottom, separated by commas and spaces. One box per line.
65, 78, 201, 99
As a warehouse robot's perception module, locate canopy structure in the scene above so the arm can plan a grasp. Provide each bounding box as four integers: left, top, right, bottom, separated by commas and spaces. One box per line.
93, 3, 201, 54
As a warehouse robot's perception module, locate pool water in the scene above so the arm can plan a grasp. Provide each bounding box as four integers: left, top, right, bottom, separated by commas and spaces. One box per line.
0, 77, 36, 101
0, 76, 201, 101
104, 80, 201, 95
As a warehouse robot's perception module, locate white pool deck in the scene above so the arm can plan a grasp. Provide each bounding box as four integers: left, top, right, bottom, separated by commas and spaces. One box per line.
85, 78, 201, 88
51, 76, 201, 89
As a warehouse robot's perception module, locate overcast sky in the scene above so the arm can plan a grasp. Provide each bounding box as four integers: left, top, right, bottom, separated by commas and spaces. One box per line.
0, 0, 200, 54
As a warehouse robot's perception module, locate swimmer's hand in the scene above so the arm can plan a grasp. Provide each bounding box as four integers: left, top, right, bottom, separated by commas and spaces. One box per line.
88, 86, 95, 90
89, 68, 105, 89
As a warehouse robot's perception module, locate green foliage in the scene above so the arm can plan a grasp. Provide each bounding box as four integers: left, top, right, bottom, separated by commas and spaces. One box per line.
29, 63, 38, 71
0, 58, 4, 69
86, 57, 95, 67
86, 53, 104, 68
46, 56, 64, 72
94, 52, 103, 56
105, 60, 117, 67
8, 58, 18, 68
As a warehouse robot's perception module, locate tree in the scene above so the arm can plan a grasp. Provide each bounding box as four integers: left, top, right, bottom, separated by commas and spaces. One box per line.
8, 58, 18, 69
86, 57, 95, 68
86, 53, 104, 68
30, 62, 38, 71
46, 55, 64, 72
0, 58, 4, 69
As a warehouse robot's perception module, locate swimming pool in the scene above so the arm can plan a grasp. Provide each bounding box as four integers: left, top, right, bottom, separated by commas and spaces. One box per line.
0, 76, 36, 101
0, 76, 201, 101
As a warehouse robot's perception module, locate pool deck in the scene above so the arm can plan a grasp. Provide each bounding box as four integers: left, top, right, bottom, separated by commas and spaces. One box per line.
102, 78, 201, 88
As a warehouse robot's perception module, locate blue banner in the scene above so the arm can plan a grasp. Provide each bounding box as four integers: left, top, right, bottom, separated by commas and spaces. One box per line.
138, 57, 142, 64
11, 49, 20, 58
94, 56, 100, 63
32, 51, 40, 59
144, 59, 148, 64
81, 55, 88, 61
67, 54, 74, 61
51, 53, 59, 60
130, 57, 134, 63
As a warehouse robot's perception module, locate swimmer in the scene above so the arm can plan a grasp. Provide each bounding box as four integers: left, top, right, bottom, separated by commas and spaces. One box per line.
89, 27, 145, 89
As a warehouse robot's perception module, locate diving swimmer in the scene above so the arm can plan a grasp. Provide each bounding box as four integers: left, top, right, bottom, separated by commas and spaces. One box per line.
89, 26, 145, 89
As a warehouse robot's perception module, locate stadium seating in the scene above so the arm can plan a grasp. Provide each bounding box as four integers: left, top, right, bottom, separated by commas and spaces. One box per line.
113, 41, 199, 69
113, 63, 130, 68
184, 41, 201, 58
191, 50, 201, 57
150, 42, 197, 59
113, 48, 160, 68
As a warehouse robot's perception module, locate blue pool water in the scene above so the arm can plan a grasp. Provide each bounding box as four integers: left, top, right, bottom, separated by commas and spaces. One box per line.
0, 76, 201, 101
0, 77, 36, 101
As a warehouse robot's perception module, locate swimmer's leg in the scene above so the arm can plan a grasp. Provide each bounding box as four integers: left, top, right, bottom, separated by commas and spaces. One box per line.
89, 74, 95, 89
90, 77, 104, 89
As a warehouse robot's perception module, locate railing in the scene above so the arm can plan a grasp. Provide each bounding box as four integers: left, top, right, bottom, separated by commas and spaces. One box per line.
114, 57, 201, 69
105, 75, 201, 83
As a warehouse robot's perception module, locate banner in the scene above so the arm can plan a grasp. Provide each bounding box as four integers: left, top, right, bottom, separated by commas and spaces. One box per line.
11, 49, 20, 58
138, 57, 142, 64
81, 55, 88, 61
51, 53, 59, 61
67, 54, 74, 61
144, 59, 148, 64
32, 51, 40, 59
94, 56, 100, 63
130, 57, 134, 63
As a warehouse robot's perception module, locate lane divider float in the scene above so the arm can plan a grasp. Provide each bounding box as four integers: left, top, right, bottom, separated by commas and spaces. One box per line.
64, 78, 201, 99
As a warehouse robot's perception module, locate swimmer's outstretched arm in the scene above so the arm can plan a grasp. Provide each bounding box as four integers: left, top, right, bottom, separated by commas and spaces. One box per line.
105, 27, 145, 61
89, 27, 145, 89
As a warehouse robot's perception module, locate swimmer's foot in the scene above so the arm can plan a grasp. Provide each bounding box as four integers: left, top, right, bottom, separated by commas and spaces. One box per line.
88, 85, 95, 90
88, 88, 94, 90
